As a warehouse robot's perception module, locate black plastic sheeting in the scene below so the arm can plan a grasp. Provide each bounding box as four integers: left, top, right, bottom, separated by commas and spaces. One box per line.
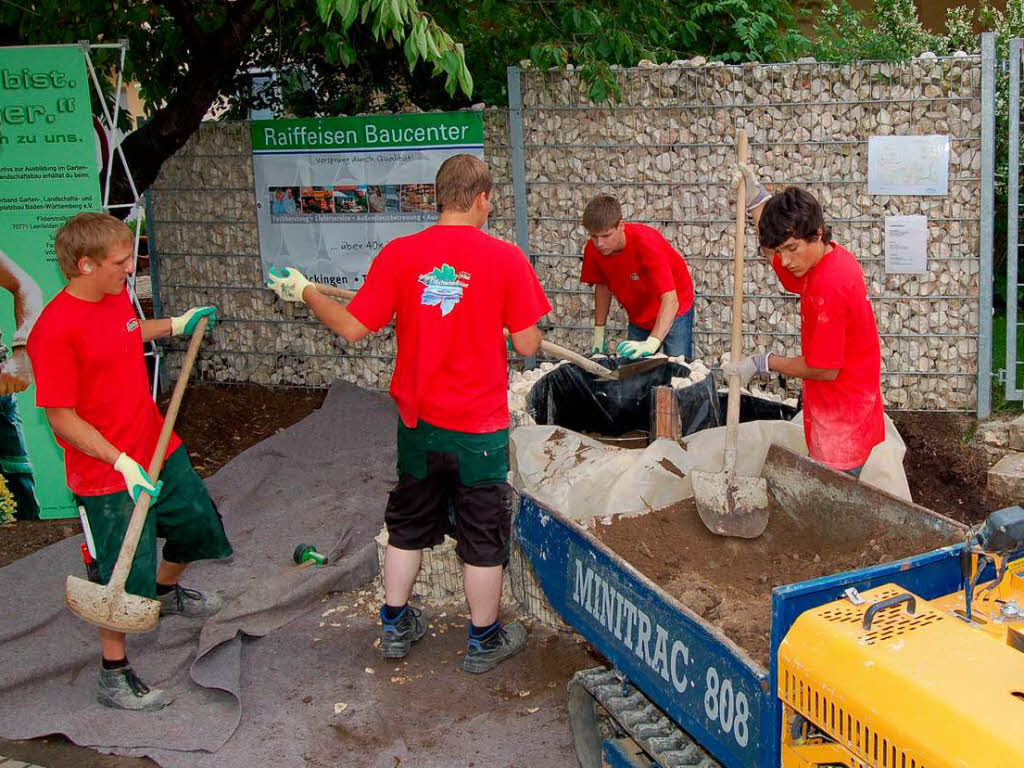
525, 360, 796, 438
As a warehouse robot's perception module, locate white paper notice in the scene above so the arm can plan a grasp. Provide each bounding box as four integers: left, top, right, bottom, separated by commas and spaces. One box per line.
868, 135, 950, 196
885, 215, 928, 274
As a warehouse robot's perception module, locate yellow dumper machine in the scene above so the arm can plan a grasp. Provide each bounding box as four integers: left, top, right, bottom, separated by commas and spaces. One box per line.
515, 446, 1024, 768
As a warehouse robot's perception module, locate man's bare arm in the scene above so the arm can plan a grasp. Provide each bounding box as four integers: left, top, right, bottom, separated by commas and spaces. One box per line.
45, 407, 121, 464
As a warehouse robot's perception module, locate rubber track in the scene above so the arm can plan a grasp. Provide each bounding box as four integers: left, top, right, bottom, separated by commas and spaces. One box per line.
570, 666, 723, 768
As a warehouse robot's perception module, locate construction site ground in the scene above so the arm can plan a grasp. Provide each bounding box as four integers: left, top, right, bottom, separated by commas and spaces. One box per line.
0, 384, 998, 767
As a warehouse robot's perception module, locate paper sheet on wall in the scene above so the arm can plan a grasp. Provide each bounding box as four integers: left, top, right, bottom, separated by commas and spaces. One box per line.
885, 215, 928, 274
868, 135, 949, 196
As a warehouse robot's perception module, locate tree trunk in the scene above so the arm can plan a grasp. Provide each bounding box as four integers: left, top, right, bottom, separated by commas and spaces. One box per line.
110, 1, 268, 206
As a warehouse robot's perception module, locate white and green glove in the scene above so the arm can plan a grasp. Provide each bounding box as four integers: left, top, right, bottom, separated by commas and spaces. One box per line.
732, 163, 772, 213
591, 326, 606, 355
114, 453, 163, 503
266, 266, 313, 304
170, 306, 217, 336
616, 336, 661, 360
722, 353, 771, 386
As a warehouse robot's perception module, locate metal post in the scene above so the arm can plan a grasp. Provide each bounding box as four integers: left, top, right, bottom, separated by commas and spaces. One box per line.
1008, 39, 1022, 402
508, 65, 537, 369
979, 32, 996, 419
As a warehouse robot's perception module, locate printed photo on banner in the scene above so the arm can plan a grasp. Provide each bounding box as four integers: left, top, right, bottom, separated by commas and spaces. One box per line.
251, 111, 484, 290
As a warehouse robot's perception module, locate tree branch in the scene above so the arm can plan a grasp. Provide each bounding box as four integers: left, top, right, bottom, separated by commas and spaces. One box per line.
157, 0, 206, 49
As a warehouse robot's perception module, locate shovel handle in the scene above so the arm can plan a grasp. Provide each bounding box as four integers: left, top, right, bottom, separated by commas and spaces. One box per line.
107, 317, 209, 593
316, 284, 357, 301
724, 130, 749, 474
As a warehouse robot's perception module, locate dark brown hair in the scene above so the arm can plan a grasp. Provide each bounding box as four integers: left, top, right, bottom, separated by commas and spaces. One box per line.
757, 186, 832, 250
582, 195, 623, 232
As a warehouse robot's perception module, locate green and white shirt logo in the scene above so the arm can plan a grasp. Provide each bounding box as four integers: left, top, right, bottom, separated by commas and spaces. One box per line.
419, 264, 470, 316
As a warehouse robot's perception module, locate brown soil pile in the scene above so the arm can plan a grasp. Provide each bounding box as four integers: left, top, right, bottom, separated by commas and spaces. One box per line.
592, 499, 954, 667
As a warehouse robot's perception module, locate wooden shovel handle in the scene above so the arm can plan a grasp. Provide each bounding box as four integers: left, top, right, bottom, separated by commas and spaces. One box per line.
724, 130, 749, 474
107, 317, 209, 592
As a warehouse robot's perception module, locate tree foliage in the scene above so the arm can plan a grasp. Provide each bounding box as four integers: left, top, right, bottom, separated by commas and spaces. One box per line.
0, 0, 473, 203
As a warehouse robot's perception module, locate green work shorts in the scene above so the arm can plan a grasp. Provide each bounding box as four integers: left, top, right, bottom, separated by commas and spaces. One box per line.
388, 420, 512, 567
76, 445, 233, 599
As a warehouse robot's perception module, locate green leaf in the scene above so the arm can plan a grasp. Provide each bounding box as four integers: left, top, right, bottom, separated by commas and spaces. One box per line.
360, 0, 372, 24
316, 0, 334, 23
404, 32, 418, 72
457, 59, 473, 97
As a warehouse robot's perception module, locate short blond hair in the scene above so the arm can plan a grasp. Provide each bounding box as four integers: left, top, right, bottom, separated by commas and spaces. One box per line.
582, 195, 622, 233
54, 212, 132, 279
435, 154, 492, 213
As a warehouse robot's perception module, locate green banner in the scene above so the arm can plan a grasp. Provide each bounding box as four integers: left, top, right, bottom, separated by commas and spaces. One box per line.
251, 111, 484, 152
0, 45, 101, 519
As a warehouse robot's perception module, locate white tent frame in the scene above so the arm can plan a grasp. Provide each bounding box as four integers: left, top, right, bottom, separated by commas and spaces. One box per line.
79, 39, 162, 399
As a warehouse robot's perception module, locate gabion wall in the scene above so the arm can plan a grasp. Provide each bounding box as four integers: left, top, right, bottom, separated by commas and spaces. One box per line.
151, 55, 983, 410
522, 56, 983, 411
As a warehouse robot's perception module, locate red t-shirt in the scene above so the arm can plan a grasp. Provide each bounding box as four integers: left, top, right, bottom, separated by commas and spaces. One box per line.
26, 288, 180, 495
347, 225, 551, 433
771, 243, 884, 469
580, 222, 695, 331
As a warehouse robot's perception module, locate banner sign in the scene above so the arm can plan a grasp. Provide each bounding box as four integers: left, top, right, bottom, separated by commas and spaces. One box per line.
251, 111, 484, 289
0, 44, 101, 519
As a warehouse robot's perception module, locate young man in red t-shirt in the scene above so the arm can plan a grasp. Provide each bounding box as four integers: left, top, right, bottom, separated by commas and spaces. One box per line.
26, 213, 232, 711
580, 195, 696, 359
267, 154, 551, 674
724, 174, 885, 476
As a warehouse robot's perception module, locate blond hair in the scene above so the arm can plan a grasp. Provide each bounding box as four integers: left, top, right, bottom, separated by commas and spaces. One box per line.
582, 195, 623, 232
435, 154, 492, 213
54, 212, 132, 279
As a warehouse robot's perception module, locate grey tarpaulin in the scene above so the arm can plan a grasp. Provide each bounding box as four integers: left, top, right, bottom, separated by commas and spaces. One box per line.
0, 381, 395, 762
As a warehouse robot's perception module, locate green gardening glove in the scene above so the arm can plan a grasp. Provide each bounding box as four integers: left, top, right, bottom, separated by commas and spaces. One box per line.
616, 336, 661, 360
170, 306, 218, 336
266, 266, 313, 303
114, 453, 163, 503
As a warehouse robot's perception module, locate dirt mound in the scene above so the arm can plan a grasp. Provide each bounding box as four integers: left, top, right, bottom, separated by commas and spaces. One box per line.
592, 498, 954, 667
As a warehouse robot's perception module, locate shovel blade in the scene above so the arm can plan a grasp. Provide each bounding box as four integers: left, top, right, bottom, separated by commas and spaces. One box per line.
691, 470, 770, 539
615, 356, 668, 379
65, 575, 161, 634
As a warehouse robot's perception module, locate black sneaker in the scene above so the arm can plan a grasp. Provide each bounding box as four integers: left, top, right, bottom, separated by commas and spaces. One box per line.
158, 584, 224, 618
379, 606, 426, 659
462, 621, 527, 674
97, 666, 173, 712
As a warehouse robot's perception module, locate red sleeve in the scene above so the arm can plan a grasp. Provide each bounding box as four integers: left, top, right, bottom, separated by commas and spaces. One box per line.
801, 284, 847, 370
579, 242, 604, 285
504, 248, 552, 334
771, 255, 803, 294
347, 243, 398, 331
636, 228, 678, 295
26, 314, 79, 408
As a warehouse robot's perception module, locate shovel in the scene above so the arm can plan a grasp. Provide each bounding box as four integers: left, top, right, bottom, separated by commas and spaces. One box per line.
690, 130, 770, 539
65, 317, 209, 633
315, 283, 657, 381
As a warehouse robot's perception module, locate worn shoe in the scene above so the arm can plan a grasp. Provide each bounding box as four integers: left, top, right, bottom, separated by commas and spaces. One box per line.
97, 666, 173, 712
158, 584, 224, 618
379, 605, 426, 659
462, 621, 528, 674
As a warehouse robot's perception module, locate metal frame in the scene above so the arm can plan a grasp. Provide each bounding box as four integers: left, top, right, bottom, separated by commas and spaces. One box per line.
1006, 38, 1023, 403
79, 40, 161, 398
979, 32, 996, 417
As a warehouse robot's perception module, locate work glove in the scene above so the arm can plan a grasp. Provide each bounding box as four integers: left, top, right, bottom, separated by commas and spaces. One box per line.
0, 348, 32, 395
616, 336, 661, 360
731, 163, 772, 213
266, 266, 313, 304
591, 325, 606, 355
170, 306, 218, 336
114, 453, 163, 503
722, 354, 771, 387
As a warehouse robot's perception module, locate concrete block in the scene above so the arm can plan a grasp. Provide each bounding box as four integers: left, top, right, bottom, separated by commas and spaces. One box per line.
1009, 414, 1024, 451
987, 451, 1024, 500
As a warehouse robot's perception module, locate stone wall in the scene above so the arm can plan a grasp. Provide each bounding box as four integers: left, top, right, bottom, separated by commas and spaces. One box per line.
151, 55, 984, 410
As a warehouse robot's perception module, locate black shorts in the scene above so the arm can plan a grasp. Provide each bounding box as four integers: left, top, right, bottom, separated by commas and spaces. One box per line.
385, 421, 512, 567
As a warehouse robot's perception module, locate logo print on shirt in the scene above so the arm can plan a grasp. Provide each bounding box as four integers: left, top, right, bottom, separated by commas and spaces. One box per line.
126, 318, 139, 333
629, 272, 640, 281
419, 263, 471, 316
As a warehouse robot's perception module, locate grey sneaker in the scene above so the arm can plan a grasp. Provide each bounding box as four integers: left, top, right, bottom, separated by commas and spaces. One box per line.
379, 606, 426, 659
158, 584, 224, 618
97, 666, 173, 712
462, 621, 528, 674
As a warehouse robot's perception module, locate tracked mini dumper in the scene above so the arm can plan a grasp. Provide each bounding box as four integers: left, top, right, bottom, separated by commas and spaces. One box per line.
514, 445, 1024, 768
